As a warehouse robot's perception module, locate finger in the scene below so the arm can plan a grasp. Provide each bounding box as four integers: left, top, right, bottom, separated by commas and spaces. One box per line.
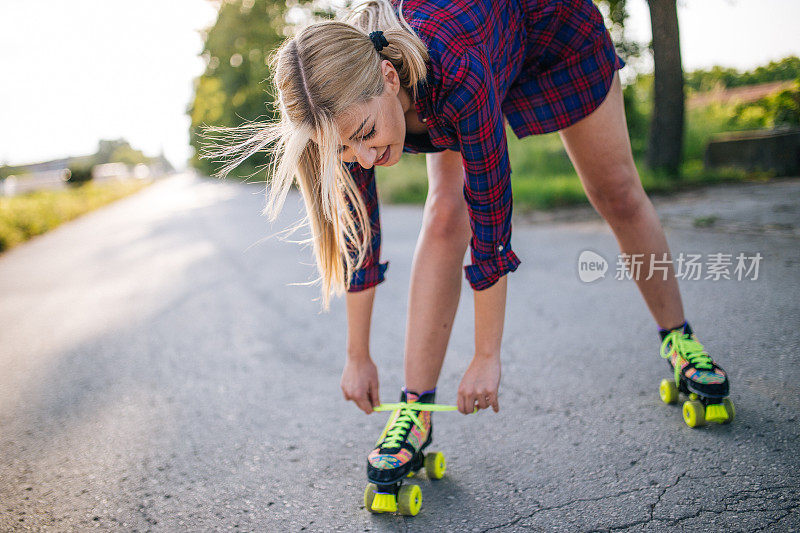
477, 394, 489, 411
473, 395, 482, 414
457, 392, 468, 415
490, 393, 499, 413
468, 395, 480, 413
369, 380, 380, 408
466, 394, 477, 414
355, 396, 373, 414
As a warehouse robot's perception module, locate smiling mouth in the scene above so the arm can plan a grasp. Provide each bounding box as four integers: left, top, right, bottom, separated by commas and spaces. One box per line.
376, 146, 390, 165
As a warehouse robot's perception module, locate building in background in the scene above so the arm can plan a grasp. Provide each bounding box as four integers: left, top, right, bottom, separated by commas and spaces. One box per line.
0, 141, 175, 197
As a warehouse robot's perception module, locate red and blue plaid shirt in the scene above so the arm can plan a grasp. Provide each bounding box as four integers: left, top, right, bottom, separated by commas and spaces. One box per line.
346, 0, 625, 292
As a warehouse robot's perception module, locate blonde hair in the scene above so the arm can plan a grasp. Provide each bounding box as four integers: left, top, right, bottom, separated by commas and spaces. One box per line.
202, 0, 428, 309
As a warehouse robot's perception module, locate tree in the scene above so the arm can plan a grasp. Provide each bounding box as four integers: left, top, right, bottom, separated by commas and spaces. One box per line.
646, 0, 684, 174
96, 139, 150, 166
686, 56, 800, 92
188, 0, 287, 178
596, 0, 644, 64
597, 0, 684, 174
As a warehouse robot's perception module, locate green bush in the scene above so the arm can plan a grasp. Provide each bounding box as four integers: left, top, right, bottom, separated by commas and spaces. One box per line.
0, 166, 27, 180
685, 56, 800, 91
0, 180, 151, 253
623, 81, 651, 157
730, 80, 800, 129
66, 161, 94, 185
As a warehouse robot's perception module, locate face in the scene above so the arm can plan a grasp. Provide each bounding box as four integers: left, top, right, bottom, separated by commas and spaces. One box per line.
333, 60, 407, 169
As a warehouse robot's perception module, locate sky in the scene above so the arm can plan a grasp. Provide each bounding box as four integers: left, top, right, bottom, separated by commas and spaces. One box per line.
0, 0, 798, 169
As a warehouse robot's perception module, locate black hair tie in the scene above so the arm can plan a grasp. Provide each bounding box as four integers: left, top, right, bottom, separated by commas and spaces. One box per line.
369, 30, 389, 53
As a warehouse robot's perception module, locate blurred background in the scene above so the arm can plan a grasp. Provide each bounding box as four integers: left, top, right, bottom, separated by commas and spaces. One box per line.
1, 0, 799, 249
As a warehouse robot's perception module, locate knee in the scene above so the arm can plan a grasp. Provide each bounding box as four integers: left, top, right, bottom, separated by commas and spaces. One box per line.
422, 194, 470, 244
587, 167, 648, 222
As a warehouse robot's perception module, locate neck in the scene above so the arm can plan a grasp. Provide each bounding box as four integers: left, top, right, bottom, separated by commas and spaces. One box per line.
398, 86, 413, 113
399, 86, 428, 135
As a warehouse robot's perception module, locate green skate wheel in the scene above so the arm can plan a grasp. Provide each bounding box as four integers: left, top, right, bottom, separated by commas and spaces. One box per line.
397, 484, 422, 516
722, 398, 735, 424
424, 451, 446, 480
659, 379, 679, 404
683, 400, 706, 428
364, 483, 379, 513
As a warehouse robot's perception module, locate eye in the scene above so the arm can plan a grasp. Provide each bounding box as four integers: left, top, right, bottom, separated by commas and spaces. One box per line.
361, 125, 376, 140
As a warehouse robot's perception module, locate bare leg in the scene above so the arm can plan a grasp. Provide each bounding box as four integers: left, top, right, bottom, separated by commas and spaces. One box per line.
403, 149, 471, 393
558, 72, 686, 330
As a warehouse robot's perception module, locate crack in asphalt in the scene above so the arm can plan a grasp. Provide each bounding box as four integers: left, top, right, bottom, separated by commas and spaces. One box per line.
649, 502, 800, 530
752, 504, 800, 532
477, 485, 655, 532
474, 471, 800, 533
600, 470, 688, 532
608, 480, 799, 532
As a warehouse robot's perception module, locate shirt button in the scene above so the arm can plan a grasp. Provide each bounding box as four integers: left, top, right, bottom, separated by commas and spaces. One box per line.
422, 118, 427, 123
497, 245, 504, 252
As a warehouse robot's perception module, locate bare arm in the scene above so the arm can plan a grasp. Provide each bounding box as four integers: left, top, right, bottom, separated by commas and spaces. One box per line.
474, 275, 507, 359
457, 275, 507, 414
346, 287, 376, 358
342, 287, 381, 413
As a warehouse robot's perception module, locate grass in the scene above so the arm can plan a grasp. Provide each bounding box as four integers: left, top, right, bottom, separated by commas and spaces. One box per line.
376, 98, 776, 211
693, 215, 719, 228
0, 179, 152, 253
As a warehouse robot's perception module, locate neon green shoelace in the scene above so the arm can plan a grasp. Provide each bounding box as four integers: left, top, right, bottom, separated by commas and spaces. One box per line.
374, 402, 457, 449
660, 330, 713, 385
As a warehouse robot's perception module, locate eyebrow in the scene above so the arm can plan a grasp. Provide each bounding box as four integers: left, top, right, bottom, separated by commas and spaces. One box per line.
348, 115, 371, 141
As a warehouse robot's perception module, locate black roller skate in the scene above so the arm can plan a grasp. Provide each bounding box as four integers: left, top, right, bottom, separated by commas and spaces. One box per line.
363, 389, 452, 516
658, 322, 734, 427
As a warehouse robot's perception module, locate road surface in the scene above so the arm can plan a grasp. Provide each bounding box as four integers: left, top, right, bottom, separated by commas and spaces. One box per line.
1, 173, 798, 531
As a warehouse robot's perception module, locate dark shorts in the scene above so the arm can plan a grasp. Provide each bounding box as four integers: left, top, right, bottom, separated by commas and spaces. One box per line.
502, 0, 626, 138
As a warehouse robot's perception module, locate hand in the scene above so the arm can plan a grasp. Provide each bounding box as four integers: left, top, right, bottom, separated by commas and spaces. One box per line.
457, 354, 501, 414
341, 356, 381, 414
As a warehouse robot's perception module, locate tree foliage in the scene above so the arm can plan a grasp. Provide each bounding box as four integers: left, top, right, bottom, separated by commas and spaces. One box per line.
188, 0, 287, 178
685, 56, 800, 92
0, 139, 150, 180
95, 139, 151, 166
728, 81, 800, 129
594, 0, 644, 66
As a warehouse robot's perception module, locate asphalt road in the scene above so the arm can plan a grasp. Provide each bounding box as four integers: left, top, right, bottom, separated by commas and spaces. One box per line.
1, 173, 798, 532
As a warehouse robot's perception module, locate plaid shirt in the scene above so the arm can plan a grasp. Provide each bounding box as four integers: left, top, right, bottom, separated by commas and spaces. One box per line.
345, 0, 625, 292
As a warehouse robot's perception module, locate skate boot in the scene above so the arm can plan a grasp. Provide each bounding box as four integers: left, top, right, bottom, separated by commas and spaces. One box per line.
363, 389, 449, 516
657, 322, 734, 427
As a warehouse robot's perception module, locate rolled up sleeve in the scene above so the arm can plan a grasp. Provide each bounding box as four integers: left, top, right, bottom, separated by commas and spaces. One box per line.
442, 48, 520, 290
343, 162, 389, 292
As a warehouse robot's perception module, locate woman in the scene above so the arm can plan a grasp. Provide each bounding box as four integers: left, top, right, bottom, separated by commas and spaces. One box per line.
206, 0, 730, 490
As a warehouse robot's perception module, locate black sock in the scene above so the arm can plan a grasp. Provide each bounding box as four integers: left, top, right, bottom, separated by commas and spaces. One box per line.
658, 320, 693, 341
402, 387, 436, 402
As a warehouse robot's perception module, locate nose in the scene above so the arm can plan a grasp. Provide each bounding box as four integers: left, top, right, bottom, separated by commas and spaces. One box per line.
352, 144, 378, 169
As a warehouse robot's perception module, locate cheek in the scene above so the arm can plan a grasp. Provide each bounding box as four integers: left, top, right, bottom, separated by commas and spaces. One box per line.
388, 107, 405, 145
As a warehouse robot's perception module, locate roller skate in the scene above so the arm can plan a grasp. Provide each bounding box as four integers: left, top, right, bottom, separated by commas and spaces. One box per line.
657, 322, 734, 428
364, 389, 455, 516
